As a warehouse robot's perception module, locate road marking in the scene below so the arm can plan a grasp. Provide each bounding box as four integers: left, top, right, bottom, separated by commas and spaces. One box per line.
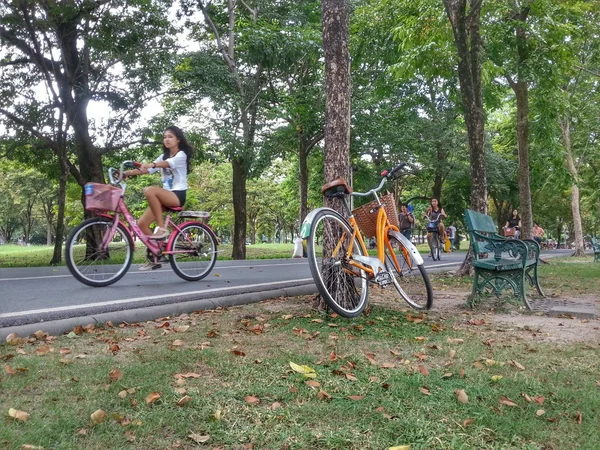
0, 262, 309, 282
0, 278, 315, 319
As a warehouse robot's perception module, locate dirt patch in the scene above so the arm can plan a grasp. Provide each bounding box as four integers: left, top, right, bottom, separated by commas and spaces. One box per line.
361, 287, 600, 345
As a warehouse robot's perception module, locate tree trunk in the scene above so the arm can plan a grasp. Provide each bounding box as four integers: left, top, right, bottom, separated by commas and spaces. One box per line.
231, 158, 247, 259
322, 0, 351, 204
560, 117, 585, 256
513, 80, 533, 239
298, 144, 309, 224
508, 6, 533, 240
50, 157, 69, 265
443, 0, 486, 275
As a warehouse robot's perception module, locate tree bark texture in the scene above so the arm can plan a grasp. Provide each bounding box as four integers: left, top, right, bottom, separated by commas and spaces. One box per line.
443, 0, 487, 214
443, 0, 486, 276
321, 0, 351, 212
560, 117, 585, 256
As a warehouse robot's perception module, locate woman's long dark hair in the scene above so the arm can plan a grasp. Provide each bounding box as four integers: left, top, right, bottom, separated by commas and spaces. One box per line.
162, 126, 194, 173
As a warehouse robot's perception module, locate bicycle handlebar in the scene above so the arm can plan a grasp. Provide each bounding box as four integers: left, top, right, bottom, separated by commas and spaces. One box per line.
108, 161, 137, 185
351, 161, 414, 198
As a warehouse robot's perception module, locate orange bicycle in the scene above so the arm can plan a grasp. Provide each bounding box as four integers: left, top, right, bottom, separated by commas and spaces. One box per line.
301, 163, 433, 317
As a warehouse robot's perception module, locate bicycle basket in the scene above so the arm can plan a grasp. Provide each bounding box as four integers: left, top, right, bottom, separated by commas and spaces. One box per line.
84, 183, 122, 212
427, 222, 438, 232
351, 193, 399, 238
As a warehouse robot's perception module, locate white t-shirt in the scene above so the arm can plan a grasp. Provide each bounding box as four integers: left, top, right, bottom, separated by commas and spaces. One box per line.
447, 226, 456, 239
148, 151, 188, 191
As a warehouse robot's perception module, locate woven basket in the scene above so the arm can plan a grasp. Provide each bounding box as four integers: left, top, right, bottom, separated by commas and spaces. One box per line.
352, 193, 399, 238
85, 183, 122, 212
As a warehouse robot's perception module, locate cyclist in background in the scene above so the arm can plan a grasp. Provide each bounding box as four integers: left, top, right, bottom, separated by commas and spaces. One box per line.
425, 198, 447, 244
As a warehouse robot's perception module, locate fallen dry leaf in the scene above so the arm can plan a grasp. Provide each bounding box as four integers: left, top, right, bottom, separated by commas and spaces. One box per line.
449, 349, 456, 359
5, 332, 20, 344
176, 395, 192, 407
90, 409, 106, 425
318, 390, 332, 400
289, 361, 316, 378
499, 395, 518, 407
305, 380, 321, 388
419, 387, 431, 396
109, 369, 123, 382
118, 390, 128, 399
388, 445, 410, 450
33, 330, 49, 340
271, 402, 282, 411
534, 396, 545, 405
490, 375, 503, 382
347, 395, 364, 401
174, 372, 201, 379
229, 349, 246, 357
418, 365, 430, 376
447, 338, 464, 344
34, 346, 53, 356
171, 339, 184, 347
21, 445, 44, 450
441, 373, 454, 379
346, 373, 358, 381
244, 395, 260, 405
188, 434, 210, 444
536, 409, 545, 416
575, 412, 583, 424
463, 418, 475, 427
511, 360, 525, 371
455, 389, 469, 404
4, 365, 17, 375
8, 408, 30, 421
173, 325, 190, 333
145, 392, 161, 404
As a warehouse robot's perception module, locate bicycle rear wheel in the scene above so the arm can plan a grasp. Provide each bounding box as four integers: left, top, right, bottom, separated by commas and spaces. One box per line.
168, 222, 217, 281
306, 209, 369, 318
385, 235, 433, 310
65, 217, 133, 287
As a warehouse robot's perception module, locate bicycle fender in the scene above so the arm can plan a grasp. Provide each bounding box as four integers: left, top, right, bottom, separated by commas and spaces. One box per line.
388, 229, 424, 265
300, 207, 340, 239
167, 221, 220, 248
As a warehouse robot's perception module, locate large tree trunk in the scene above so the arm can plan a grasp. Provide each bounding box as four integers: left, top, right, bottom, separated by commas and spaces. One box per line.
232, 158, 247, 259
322, 0, 351, 201
560, 117, 585, 256
443, 0, 486, 276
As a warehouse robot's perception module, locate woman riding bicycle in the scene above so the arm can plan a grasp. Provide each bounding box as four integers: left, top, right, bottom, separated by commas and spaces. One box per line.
503, 209, 521, 238
124, 126, 193, 269
425, 198, 447, 243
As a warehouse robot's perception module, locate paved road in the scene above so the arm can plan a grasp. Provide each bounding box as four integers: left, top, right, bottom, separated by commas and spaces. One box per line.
0, 249, 572, 336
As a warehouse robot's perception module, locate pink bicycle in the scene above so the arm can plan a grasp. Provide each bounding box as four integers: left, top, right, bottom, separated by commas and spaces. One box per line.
65, 161, 218, 287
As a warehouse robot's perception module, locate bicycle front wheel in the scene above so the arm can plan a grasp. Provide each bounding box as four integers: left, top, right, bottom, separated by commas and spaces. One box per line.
168, 222, 217, 281
385, 235, 433, 310
306, 209, 369, 318
428, 233, 440, 261
65, 217, 133, 287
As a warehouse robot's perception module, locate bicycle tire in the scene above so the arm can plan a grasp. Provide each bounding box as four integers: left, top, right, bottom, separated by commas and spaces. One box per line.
428, 233, 440, 261
65, 217, 133, 287
306, 209, 369, 318
168, 222, 217, 281
385, 234, 433, 310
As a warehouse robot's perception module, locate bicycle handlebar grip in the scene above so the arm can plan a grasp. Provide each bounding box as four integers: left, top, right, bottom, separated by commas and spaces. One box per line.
386, 162, 407, 179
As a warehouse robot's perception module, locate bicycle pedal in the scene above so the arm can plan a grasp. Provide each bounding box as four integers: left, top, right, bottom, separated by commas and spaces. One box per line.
375, 271, 393, 287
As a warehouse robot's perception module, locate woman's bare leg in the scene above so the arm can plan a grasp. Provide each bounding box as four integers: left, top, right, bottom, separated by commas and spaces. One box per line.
138, 208, 155, 236
143, 186, 180, 229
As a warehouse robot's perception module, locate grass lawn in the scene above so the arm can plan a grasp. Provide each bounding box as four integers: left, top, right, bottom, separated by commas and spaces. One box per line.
0, 242, 438, 268
1, 258, 599, 449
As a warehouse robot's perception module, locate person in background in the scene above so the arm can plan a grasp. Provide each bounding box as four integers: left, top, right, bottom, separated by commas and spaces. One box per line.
532, 222, 545, 245
447, 223, 457, 251
398, 204, 415, 241
504, 209, 521, 238
425, 198, 447, 243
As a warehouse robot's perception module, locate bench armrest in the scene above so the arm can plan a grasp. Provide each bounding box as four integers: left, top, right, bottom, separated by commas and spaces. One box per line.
521, 239, 541, 261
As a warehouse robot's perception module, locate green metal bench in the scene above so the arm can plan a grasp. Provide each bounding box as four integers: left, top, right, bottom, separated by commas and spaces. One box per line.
586, 236, 600, 262
464, 209, 545, 309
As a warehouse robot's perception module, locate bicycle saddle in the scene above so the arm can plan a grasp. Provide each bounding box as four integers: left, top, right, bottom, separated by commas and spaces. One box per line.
321, 178, 353, 198
166, 206, 183, 212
